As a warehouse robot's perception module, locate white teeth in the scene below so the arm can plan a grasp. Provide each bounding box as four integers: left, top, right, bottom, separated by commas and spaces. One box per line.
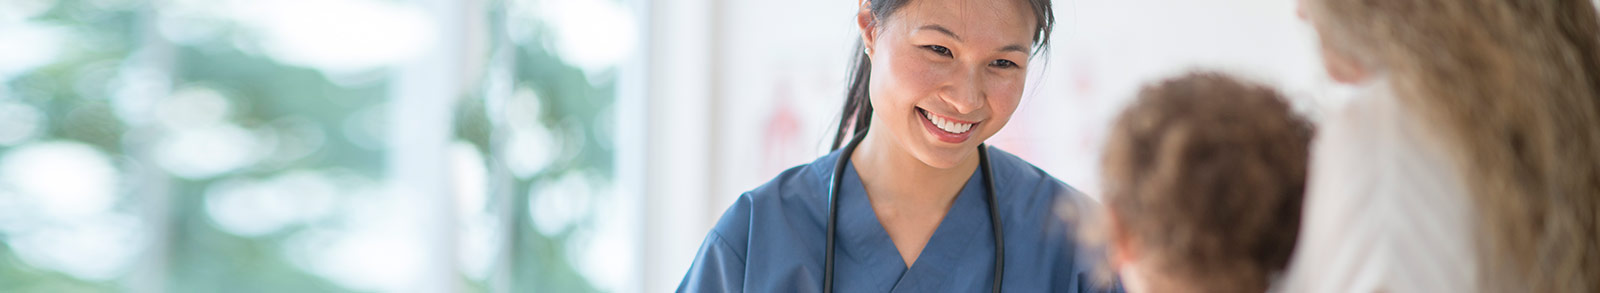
925, 111, 974, 134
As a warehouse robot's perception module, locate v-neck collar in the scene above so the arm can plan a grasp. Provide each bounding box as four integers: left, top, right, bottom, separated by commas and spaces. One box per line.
834, 159, 993, 292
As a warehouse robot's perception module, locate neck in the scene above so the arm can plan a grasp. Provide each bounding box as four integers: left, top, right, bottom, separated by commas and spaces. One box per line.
849, 128, 981, 207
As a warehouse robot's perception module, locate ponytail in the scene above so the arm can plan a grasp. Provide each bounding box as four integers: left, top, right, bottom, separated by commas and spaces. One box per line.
832, 40, 875, 150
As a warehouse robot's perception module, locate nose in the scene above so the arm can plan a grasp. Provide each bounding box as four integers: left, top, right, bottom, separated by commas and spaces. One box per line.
942, 66, 985, 114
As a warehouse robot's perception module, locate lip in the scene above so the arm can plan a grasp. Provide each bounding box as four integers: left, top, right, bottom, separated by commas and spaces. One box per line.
917, 108, 977, 144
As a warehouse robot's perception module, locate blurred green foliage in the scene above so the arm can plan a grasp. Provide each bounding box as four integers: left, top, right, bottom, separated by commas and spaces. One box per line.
0, 0, 622, 292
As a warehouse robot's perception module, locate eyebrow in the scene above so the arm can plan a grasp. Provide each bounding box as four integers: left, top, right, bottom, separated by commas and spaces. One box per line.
918, 25, 963, 41
917, 24, 1032, 54
1000, 44, 1030, 54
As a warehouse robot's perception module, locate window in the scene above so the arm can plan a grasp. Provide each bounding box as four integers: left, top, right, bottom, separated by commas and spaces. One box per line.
0, 0, 641, 292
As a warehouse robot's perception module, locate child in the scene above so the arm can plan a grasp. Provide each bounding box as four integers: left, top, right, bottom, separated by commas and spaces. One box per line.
1096, 71, 1313, 293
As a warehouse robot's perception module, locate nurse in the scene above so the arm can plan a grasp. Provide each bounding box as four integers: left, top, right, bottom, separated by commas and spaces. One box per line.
678, 0, 1116, 292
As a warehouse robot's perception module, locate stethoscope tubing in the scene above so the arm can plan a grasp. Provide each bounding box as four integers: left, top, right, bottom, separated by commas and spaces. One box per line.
824, 131, 1004, 293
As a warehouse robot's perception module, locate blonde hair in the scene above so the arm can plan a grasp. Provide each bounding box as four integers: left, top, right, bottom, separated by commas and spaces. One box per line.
1305, 0, 1600, 291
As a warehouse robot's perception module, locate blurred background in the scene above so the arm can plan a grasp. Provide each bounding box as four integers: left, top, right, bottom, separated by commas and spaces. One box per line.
0, 0, 1335, 292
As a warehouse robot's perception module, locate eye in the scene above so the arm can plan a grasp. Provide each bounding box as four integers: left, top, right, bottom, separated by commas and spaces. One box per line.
922, 45, 952, 57
990, 59, 1019, 69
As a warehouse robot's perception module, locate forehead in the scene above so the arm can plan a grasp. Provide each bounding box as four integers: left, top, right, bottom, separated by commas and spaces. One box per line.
889, 0, 1037, 44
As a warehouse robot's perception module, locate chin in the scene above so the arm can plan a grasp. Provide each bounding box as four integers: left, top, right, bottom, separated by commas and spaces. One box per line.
909, 138, 981, 169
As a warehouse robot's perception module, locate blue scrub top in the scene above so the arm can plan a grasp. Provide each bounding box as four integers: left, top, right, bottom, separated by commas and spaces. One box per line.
678, 146, 1121, 292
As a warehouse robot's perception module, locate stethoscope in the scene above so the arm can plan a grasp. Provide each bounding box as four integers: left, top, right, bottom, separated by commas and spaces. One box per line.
824, 131, 1005, 293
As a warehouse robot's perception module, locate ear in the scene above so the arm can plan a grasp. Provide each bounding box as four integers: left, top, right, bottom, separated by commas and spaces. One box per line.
858, 1, 878, 56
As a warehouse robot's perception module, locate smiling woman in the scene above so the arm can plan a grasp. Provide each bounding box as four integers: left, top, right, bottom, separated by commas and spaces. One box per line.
848, 0, 1039, 270
676, 0, 1120, 292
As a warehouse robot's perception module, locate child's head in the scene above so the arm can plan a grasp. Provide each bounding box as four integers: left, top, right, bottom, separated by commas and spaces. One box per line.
1099, 72, 1313, 293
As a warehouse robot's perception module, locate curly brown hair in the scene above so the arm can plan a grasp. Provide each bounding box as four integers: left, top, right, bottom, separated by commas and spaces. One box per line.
1100, 71, 1314, 293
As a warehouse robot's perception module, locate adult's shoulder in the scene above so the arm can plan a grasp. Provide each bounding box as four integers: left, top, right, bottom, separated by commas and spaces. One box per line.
707, 149, 843, 243
1285, 82, 1478, 293
982, 146, 1094, 225
739, 149, 843, 207
983, 145, 1109, 291
984, 146, 1086, 202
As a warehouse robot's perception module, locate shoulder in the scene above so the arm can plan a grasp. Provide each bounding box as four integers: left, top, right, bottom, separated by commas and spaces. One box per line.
983, 146, 1113, 290
1314, 90, 1393, 163
1286, 88, 1478, 293
984, 146, 1090, 213
742, 150, 840, 205
1305, 93, 1390, 200
1314, 81, 1453, 171
1309, 88, 1468, 207
706, 150, 842, 249
983, 146, 1095, 237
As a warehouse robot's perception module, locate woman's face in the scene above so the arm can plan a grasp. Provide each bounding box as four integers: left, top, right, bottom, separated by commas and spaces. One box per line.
859, 0, 1037, 168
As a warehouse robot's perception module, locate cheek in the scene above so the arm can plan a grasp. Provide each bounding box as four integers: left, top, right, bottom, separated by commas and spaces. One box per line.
1320, 46, 1368, 84
1312, 26, 1371, 84
873, 52, 942, 107
984, 74, 1026, 122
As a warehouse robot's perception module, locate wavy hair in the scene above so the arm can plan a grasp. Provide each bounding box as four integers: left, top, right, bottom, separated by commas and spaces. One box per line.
1305, 0, 1600, 290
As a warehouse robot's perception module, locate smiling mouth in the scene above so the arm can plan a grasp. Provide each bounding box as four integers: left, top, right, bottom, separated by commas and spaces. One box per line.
919, 108, 975, 134
918, 108, 978, 144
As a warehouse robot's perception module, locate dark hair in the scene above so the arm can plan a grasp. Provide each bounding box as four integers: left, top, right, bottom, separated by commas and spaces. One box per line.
830, 0, 1056, 149
1101, 71, 1313, 292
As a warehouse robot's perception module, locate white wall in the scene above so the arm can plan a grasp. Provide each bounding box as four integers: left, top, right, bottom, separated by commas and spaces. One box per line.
637, 0, 720, 291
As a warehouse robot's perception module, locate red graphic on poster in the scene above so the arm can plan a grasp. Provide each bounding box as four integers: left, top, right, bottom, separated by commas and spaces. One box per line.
763, 80, 803, 174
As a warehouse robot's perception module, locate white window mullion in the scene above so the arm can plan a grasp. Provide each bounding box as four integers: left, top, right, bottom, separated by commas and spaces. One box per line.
386, 0, 473, 292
